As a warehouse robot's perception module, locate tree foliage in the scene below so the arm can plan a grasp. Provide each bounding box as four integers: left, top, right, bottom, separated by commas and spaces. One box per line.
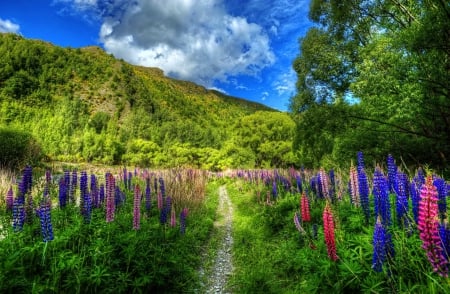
290, 0, 450, 171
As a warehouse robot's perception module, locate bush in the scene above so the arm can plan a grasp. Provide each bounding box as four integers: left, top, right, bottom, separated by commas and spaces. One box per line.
0, 127, 42, 168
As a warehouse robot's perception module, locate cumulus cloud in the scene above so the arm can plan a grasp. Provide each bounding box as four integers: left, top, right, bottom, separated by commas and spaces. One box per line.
261, 91, 269, 101
99, 0, 275, 87
273, 69, 297, 96
0, 18, 20, 33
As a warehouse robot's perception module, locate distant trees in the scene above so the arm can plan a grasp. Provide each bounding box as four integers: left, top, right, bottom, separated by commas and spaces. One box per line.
290, 0, 450, 170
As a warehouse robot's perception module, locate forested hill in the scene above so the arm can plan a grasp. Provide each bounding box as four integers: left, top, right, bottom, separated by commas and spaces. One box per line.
0, 33, 296, 170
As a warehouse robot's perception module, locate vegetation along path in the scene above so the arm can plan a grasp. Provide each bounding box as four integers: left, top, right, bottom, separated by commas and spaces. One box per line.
206, 185, 234, 293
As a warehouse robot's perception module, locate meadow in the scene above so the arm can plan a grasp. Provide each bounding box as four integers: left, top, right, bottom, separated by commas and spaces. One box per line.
0, 152, 449, 293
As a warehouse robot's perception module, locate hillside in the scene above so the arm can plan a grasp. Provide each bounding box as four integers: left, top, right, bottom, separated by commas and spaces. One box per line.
0, 33, 296, 169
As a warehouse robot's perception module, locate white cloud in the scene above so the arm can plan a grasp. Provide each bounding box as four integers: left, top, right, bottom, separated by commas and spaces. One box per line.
65, 0, 275, 88
261, 91, 269, 101
273, 69, 297, 96
0, 18, 20, 33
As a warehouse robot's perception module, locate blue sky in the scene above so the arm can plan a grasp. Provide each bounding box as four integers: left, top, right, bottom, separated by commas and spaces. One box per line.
0, 0, 312, 111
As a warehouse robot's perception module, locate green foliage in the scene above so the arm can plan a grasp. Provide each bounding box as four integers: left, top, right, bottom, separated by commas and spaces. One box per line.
0, 32, 295, 169
291, 1, 450, 171
0, 127, 42, 168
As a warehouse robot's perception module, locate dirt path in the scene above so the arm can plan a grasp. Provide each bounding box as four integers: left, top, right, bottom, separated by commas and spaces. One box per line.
202, 185, 234, 293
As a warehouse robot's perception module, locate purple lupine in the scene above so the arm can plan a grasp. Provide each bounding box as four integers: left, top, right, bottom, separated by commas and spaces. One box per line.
6, 186, 13, 212
133, 184, 141, 230
21, 165, 33, 196
70, 170, 77, 204
433, 177, 447, 222
272, 181, 278, 199
387, 154, 397, 193
44, 169, 51, 197
295, 174, 302, 194
160, 196, 172, 224
127, 171, 132, 190
180, 207, 189, 234
157, 191, 163, 210
329, 169, 336, 202
145, 177, 151, 212
310, 176, 317, 198
159, 177, 166, 198
373, 167, 391, 226
99, 184, 105, 206
106, 173, 115, 223
37, 200, 54, 242
12, 197, 25, 232
80, 171, 91, 223
90, 174, 98, 208
395, 172, 409, 227
358, 168, 370, 223
372, 218, 388, 272
59, 177, 67, 208
123, 167, 127, 188
115, 186, 125, 206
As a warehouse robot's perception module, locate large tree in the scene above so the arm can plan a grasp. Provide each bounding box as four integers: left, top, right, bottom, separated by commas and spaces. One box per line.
290, 0, 450, 169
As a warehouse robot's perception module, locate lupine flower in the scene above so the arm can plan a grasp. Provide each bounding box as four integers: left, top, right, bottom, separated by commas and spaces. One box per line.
300, 192, 311, 222
133, 184, 141, 230
44, 169, 51, 197
310, 176, 317, 198
373, 167, 391, 226
37, 201, 54, 242
159, 177, 166, 198
59, 177, 67, 208
418, 176, 448, 277
357, 151, 365, 173
157, 191, 163, 210
294, 212, 306, 235
395, 172, 409, 227
127, 171, 132, 190
70, 170, 77, 204
123, 167, 127, 187
323, 203, 338, 261
170, 208, 177, 227
329, 169, 336, 202
180, 207, 188, 234
433, 177, 447, 222
80, 171, 91, 223
99, 183, 105, 205
90, 174, 99, 208
372, 217, 388, 272
106, 173, 115, 223
160, 196, 172, 224
319, 168, 329, 200
115, 186, 125, 206
12, 197, 25, 232
387, 154, 397, 193
145, 177, 151, 212
272, 180, 278, 199
439, 221, 450, 261
6, 186, 13, 212
410, 181, 420, 224
358, 168, 370, 223
349, 165, 360, 206
296, 174, 302, 193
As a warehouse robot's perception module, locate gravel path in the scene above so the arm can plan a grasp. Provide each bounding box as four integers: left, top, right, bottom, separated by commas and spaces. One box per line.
204, 185, 234, 293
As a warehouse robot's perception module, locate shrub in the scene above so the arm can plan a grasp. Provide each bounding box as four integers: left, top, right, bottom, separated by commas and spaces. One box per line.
0, 127, 42, 169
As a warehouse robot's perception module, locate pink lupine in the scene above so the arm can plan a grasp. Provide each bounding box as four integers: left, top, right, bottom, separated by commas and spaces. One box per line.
349, 165, 360, 206
418, 176, 448, 276
323, 202, 338, 261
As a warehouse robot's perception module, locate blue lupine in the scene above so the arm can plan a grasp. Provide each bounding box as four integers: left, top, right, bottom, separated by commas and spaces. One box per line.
12, 197, 25, 232
387, 154, 397, 193
434, 177, 447, 221
310, 176, 317, 198
358, 168, 370, 223
37, 202, 54, 242
395, 172, 409, 227
296, 174, 302, 194
372, 218, 388, 272
80, 171, 91, 223
272, 181, 278, 199
91, 174, 99, 208
439, 222, 450, 261
410, 181, 420, 224
115, 186, 125, 206
70, 170, 77, 203
159, 177, 166, 198
373, 168, 391, 226
180, 207, 188, 235
99, 183, 105, 205
160, 196, 172, 224
329, 169, 336, 202
59, 177, 67, 208
316, 172, 324, 199
145, 177, 151, 212
357, 151, 365, 173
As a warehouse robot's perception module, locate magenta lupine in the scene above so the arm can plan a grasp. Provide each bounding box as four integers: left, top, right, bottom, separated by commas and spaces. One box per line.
418, 176, 448, 277
6, 186, 13, 212
133, 184, 141, 230
106, 173, 115, 223
300, 192, 311, 222
323, 203, 338, 261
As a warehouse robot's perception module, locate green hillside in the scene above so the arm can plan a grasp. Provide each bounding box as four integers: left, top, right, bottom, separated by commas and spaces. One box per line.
0, 33, 295, 169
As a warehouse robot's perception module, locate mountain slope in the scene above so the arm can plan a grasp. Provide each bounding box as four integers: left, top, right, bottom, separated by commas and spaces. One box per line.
0, 33, 295, 169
